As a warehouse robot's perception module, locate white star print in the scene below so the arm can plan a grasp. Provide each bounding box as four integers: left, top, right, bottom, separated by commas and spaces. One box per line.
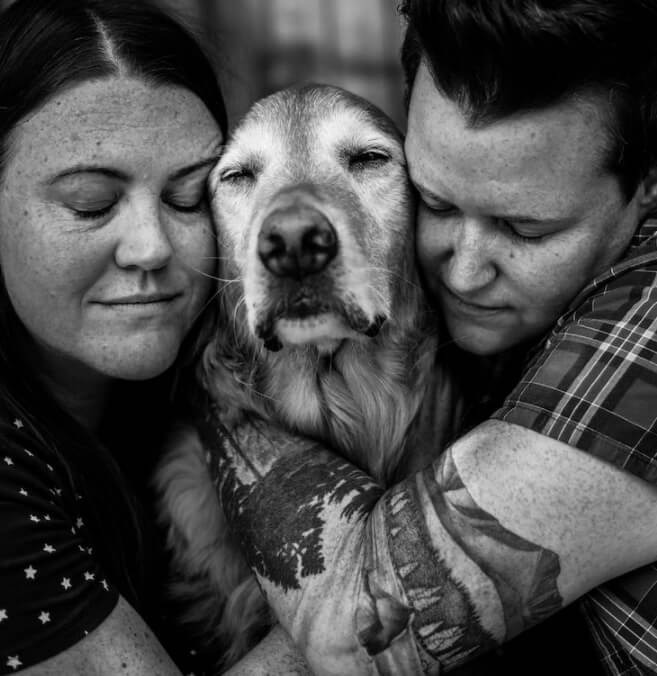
44, 514, 51, 521
43, 544, 56, 554
0, 609, 7, 622
61, 577, 72, 590
19, 488, 28, 496
84, 571, 95, 581
76, 517, 84, 528
38, 611, 51, 624
23, 448, 33, 457
29, 514, 40, 523
4, 456, 13, 466
55, 488, 62, 496
24, 565, 37, 580
87, 547, 93, 555
101, 579, 109, 591
46, 463, 53, 471
6, 655, 22, 670
13, 418, 24, 429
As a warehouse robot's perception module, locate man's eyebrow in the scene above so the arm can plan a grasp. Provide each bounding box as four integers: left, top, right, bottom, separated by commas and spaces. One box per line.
414, 180, 569, 226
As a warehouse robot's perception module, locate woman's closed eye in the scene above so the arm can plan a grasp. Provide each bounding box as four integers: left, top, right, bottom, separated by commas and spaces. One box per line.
162, 188, 208, 214
67, 195, 119, 220
48, 172, 121, 220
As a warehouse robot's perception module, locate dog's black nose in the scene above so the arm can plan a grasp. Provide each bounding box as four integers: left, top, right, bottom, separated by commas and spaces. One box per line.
258, 205, 338, 279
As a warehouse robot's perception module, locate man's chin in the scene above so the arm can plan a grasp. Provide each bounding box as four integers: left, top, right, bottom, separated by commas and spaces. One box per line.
447, 322, 518, 356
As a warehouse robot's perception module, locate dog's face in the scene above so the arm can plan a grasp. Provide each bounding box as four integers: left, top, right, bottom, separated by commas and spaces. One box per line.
209, 85, 415, 355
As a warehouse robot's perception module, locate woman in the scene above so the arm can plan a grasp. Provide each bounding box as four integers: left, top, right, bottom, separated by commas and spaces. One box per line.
0, 0, 227, 672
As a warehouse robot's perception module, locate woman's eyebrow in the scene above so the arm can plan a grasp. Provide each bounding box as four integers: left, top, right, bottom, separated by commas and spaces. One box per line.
47, 166, 128, 185
169, 155, 222, 180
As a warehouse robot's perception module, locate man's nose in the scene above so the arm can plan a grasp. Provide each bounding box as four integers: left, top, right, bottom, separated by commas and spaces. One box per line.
444, 217, 497, 294
114, 200, 173, 271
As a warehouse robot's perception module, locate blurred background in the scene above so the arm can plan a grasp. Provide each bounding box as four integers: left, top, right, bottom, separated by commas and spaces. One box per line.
157, 0, 408, 129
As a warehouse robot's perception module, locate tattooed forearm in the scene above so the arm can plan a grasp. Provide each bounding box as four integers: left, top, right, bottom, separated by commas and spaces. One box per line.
200, 415, 383, 590
202, 415, 564, 675
376, 447, 563, 669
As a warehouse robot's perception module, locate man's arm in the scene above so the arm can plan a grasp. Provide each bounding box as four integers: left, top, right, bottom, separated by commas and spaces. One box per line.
205, 418, 657, 675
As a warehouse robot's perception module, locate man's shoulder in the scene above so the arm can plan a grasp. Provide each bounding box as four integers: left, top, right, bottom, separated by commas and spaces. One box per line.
629, 215, 657, 251
493, 222, 657, 484
557, 216, 657, 333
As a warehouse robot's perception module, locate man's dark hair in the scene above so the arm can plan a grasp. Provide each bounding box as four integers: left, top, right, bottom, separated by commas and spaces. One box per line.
399, 0, 657, 199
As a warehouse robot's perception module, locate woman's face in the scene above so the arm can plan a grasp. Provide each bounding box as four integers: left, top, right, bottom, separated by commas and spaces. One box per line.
0, 76, 222, 385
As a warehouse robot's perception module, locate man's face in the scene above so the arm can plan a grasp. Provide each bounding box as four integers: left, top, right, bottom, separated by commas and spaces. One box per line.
406, 62, 644, 355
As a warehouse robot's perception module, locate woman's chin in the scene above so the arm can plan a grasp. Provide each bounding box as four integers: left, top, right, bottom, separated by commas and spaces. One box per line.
90, 341, 181, 381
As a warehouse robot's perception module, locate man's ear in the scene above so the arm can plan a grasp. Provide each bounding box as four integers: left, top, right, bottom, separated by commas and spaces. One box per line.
639, 167, 657, 217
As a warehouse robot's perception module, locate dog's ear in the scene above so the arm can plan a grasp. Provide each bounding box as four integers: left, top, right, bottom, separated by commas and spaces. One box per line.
199, 282, 267, 424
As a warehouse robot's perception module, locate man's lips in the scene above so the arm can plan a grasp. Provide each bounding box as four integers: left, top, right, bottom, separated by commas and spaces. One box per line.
440, 283, 508, 313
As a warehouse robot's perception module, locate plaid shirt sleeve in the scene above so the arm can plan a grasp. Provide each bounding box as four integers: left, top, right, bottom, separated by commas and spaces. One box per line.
493, 220, 657, 676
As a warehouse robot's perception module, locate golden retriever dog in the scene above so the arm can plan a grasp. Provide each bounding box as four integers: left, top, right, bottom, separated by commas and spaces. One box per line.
154, 84, 458, 671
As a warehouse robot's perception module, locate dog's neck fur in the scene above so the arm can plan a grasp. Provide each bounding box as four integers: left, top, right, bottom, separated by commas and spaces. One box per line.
202, 276, 438, 485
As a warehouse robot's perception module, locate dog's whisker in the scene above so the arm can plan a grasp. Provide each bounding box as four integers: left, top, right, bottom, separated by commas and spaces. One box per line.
361, 266, 423, 291
200, 255, 235, 262
231, 296, 247, 344
191, 287, 222, 324
186, 265, 227, 283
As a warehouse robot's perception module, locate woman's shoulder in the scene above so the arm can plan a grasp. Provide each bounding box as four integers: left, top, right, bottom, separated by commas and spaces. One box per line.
7, 596, 181, 676
0, 413, 120, 675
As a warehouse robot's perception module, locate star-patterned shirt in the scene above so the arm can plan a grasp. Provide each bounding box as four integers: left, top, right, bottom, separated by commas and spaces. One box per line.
0, 416, 118, 673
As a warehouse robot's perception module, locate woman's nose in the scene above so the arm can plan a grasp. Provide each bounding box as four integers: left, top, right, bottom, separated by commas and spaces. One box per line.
443, 217, 497, 294
114, 199, 173, 271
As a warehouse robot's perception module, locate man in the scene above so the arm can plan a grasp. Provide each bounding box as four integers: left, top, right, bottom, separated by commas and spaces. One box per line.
210, 2, 657, 674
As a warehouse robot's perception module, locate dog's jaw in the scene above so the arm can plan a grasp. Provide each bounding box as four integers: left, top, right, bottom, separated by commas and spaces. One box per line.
256, 306, 388, 354
275, 313, 353, 354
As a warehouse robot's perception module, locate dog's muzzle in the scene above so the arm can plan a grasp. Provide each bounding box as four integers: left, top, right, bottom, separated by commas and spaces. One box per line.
254, 189, 387, 352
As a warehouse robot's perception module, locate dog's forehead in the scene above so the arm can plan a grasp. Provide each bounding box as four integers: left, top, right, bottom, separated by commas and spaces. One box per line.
224, 85, 403, 163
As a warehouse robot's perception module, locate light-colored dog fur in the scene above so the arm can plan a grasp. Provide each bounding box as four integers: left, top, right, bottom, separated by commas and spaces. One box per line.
155, 84, 456, 671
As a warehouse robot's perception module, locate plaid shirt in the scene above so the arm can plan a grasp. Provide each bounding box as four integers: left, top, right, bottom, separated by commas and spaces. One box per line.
493, 218, 657, 675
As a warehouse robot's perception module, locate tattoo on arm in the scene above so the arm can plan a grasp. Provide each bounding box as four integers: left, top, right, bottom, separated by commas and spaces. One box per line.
380, 448, 563, 667
202, 417, 383, 591
202, 417, 563, 671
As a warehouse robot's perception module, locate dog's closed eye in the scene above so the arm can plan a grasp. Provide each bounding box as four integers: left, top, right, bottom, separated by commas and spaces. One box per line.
347, 148, 391, 172
219, 165, 258, 185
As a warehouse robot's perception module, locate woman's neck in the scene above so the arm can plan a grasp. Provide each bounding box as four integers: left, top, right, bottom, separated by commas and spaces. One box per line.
34, 346, 112, 432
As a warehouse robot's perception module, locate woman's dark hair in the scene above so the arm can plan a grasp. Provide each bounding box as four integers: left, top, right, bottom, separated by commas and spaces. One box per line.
0, 0, 226, 613
399, 0, 657, 200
